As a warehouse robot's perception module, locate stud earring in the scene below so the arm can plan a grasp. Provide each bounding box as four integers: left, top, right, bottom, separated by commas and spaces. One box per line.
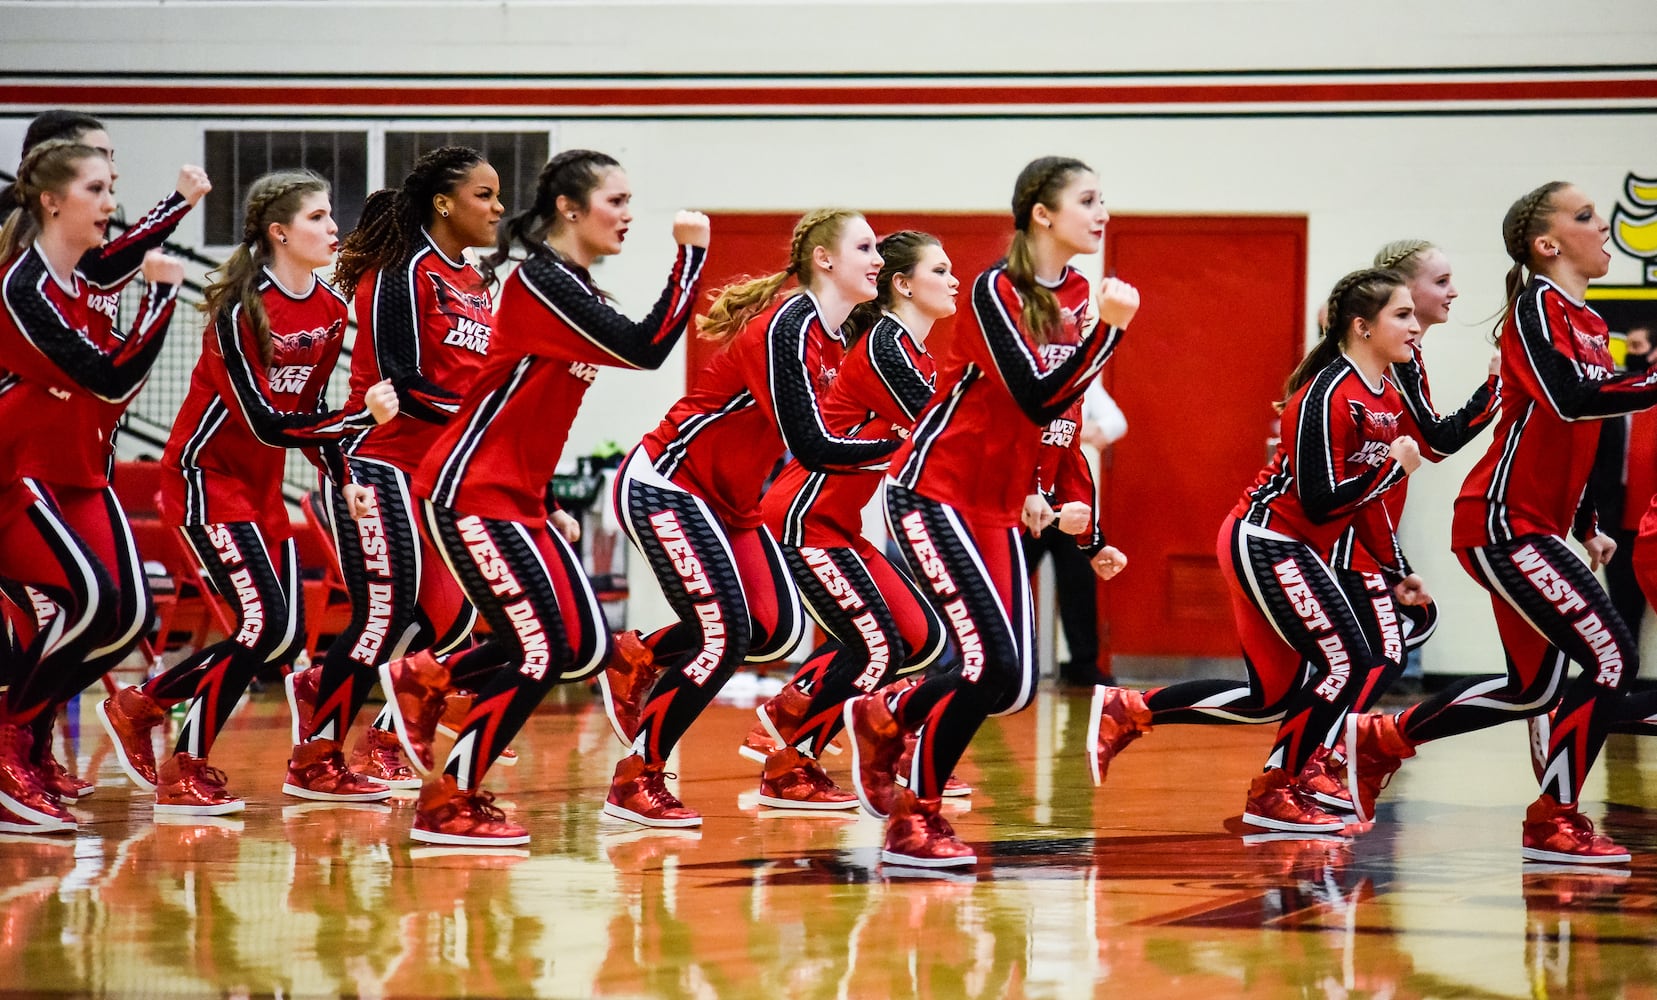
825, 262, 833, 271
440, 209, 449, 218
280, 235, 288, 244
567, 212, 577, 221
50, 209, 58, 217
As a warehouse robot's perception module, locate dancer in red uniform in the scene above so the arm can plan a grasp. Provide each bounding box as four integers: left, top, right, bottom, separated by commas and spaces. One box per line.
600, 208, 893, 828
283, 146, 503, 791
410, 149, 709, 845
0, 113, 209, 800
1086, 267, 1421, 836
1350, 182, 1657, 864
0, 140, 184, 834
139, 172, 399, 815
839, 157, 1138, 867
741, 231, 956, 809
1288, 240, 1501, 812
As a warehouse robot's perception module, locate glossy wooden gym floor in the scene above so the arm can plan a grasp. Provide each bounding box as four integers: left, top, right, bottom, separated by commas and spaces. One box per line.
8, 682, 1657, 999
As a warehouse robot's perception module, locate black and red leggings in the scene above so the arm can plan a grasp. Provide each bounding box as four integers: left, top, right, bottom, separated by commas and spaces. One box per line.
145, 521, 303, 759
881, 484, 1035, 799
615, 447, 803, 764
1142, 516, 1381, 775
781, 540, 947, 755
423, 500, 609, 790
1399, 534, 1635, 805
306, 457, 478, 743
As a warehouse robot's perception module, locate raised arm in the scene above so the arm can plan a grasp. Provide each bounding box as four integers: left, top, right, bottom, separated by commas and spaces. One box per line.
1515, 284, 1657, 419
518, 243, 705, 370
1392, 348, 1498, 459
1, 251, 177, 402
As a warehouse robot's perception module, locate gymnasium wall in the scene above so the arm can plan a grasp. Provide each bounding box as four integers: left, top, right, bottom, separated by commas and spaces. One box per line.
3, 0, 1656, 676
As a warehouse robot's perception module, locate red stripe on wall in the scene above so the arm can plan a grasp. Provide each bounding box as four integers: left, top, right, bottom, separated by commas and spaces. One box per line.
3, 78, 1656, 108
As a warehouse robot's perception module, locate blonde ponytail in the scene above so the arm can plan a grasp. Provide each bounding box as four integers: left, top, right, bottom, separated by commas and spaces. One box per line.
697, 208, 862, 344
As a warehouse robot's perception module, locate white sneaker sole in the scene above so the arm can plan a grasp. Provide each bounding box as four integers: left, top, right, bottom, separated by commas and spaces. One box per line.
95, 698, 157, 793
595, 671, 634, 748
600, 801, 702, 829
281, 782, 392, 803
410, 826, 530, 847
755, 792, 860, 810
1086, 685, 1107, 786
1520, 845, 1632, 865
1241, 811, 1346, 834
1344, 713, 1367, 824
879, 848, 976, 868
154, 799, 245, 817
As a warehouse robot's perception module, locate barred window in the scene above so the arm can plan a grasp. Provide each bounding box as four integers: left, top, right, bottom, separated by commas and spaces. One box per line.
384, 131, 549, 219
204, 130, 369, 246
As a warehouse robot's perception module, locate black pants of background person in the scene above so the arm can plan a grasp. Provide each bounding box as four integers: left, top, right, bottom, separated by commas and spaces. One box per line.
1020, 524, 1108, 687
1604, 526, 1647, 642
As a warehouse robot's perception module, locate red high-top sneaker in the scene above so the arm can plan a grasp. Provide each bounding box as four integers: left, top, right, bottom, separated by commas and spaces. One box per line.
348, 726, 421, 789
1242, 768, 1346, 833
97, 685, 165, 791
757, 747, 858, 810
284, 739, 394, 802
154, 752, 244, 816
602, 755, 701, 828
843, 692, 906, 819
379, 649, 451, 774
1521, 795, 1632, 865
881, 788, 975, 868
1086, 685, 1153, 787
1345, 711, 1416, 822
411, 774, 529, 847
1298, 744, 1355, 812
595, 631, 660, 746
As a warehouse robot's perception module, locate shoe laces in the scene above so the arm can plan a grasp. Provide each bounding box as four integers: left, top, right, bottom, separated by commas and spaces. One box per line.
194, 760, 232, 790
468, 788, 508, 823
640, 768, 685, 808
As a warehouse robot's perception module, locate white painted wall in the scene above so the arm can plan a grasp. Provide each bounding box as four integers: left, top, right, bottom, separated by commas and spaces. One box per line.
4, 0, 1656, 675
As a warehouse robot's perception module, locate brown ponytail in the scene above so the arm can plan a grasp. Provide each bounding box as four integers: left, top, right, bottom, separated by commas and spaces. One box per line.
697, 208, 861, 344
1006, 156, 1092, 347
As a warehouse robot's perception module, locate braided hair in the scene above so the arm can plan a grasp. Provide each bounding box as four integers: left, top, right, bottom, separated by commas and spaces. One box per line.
0, 139, 106, 263
1372, 239, 1436, 277
698, 208, 862, 344
1006, 156, 1093, 347
333, 145, 487, 296
201, 170, 329, 366
1494, 181, 1570, 339
845, 230, 943, 341
1280, 267, 1407, 405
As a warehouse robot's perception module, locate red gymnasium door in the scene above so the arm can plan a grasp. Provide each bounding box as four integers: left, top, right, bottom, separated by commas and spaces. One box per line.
1102, 216, 1306, 670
